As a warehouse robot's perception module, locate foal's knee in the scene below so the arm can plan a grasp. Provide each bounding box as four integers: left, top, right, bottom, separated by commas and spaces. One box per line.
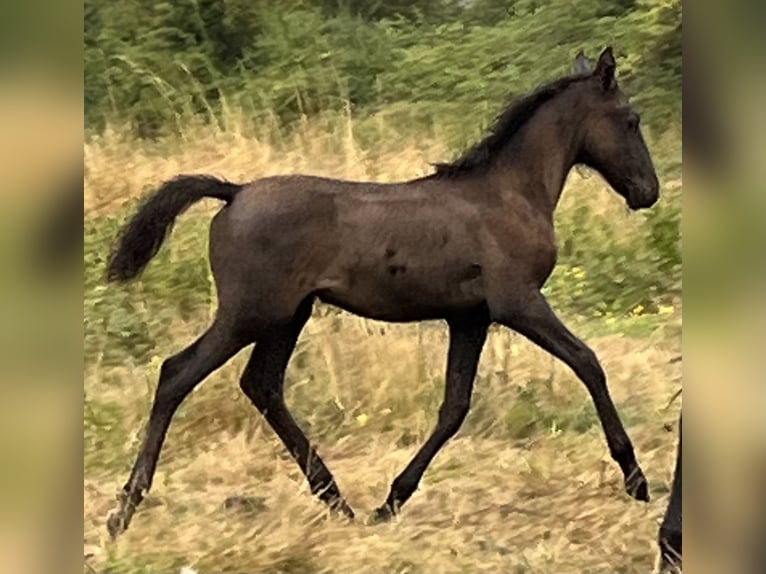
574, 345, 606, 386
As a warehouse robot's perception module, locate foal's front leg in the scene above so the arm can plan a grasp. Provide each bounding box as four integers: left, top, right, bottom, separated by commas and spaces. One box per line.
369, 316, 488, 523
493, 290, 649, 502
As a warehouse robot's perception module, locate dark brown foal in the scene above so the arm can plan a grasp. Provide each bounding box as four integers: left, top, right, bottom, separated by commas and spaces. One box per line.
105, 46, 659, 537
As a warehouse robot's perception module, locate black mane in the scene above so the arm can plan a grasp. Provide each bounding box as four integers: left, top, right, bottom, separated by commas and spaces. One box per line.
431, 74, 588, 177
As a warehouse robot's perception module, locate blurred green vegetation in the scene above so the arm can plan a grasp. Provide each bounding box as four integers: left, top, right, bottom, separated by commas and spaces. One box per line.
85, 0, 681, 142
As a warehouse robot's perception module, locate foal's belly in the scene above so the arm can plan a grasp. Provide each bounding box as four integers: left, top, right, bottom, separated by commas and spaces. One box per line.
314, 259, 486, 322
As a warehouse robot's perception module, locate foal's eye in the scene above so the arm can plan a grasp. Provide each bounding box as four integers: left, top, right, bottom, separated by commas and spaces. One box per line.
627, 113, 640, 132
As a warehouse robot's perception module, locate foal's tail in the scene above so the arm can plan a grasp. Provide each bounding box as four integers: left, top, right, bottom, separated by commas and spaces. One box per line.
106, 174, 243, 283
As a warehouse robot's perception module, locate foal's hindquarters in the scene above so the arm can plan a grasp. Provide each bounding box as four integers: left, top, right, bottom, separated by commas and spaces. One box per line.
107, 185, 355, 538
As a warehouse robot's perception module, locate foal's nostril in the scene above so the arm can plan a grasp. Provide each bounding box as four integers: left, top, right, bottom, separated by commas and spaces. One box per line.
644, 181, 660, 207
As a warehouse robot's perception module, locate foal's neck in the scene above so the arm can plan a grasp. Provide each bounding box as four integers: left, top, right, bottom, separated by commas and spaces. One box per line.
491, 96, 584, 218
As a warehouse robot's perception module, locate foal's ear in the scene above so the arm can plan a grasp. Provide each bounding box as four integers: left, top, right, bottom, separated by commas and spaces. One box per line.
594, 46, 617, 91
573, 50, 592, 75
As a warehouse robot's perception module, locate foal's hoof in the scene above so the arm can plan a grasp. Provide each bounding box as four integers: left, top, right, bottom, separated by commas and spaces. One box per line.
658, 530, 682, 573
625, 466, 650, 502
331, 498, 356, 521
106, 511, 128, 540
367, 504, 396, 525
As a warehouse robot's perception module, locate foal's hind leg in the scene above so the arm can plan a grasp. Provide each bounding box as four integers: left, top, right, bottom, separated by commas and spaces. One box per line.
493, 290, 649, 502
106, 316, 250, 539
370, 315, 488, 523
239, 302, 354, 518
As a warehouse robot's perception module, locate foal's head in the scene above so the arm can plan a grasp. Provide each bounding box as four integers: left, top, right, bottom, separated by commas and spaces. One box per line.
573, 47, 660, 210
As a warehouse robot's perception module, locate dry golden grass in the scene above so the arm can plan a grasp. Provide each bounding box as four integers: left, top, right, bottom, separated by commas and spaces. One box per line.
84, 119, 682, 574
84, 113, 447, 215
84, 111, 678, 220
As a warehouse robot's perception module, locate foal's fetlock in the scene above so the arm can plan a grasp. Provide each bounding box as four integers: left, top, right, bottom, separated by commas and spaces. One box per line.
328, 496, 355, 520
315, 483, 355, 519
